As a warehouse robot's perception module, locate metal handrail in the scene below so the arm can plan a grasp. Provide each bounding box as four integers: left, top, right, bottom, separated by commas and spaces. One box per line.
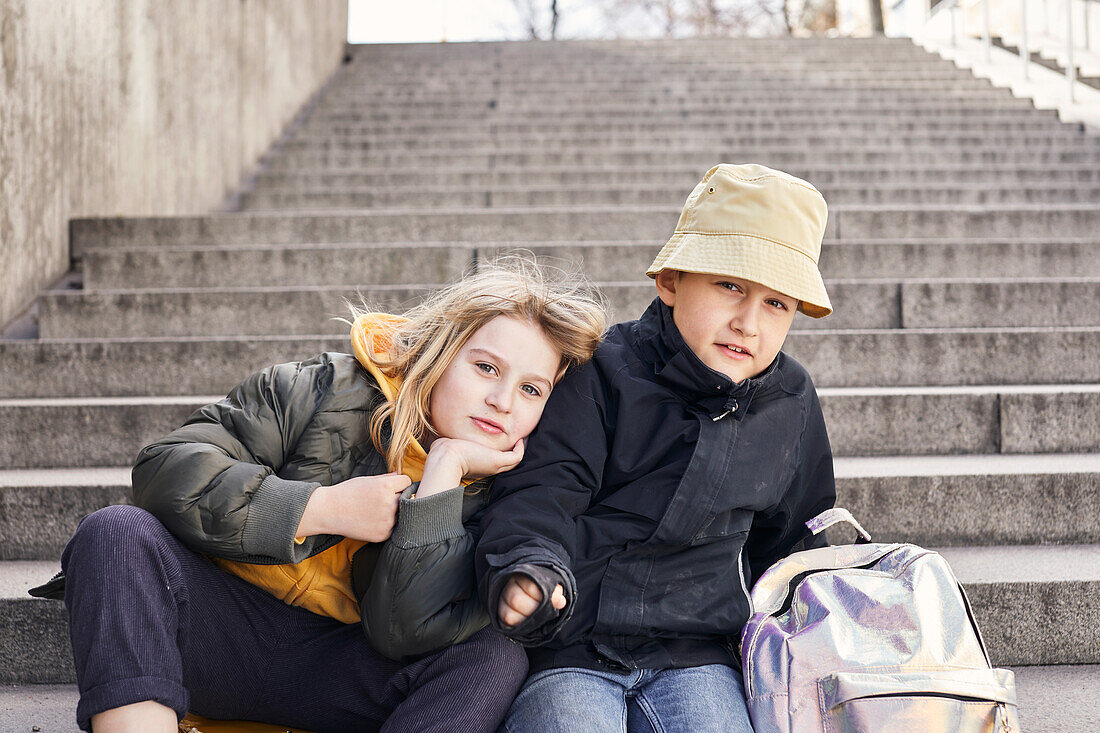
926, 0, 1088, 101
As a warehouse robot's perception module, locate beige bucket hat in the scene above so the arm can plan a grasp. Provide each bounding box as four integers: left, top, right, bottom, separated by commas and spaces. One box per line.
646, 163, 832, 318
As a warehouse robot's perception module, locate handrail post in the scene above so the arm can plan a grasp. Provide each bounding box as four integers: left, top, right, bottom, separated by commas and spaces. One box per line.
984, 0, 993, 62
1084, 0, 1091, 50
1068, 0, 1077, 102
1022, 0, 1030, 79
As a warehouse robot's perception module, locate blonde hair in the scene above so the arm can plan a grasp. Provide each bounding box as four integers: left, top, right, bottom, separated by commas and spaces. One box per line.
351, 254, 609, 473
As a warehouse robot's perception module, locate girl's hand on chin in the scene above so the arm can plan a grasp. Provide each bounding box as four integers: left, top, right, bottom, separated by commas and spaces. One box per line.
417, 438, 525, 498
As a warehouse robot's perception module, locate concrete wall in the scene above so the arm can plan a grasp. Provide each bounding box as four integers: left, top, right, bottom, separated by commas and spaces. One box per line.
0, 1, 348, 328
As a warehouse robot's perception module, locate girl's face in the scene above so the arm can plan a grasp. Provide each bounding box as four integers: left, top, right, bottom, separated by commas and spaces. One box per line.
427, 315, 562, 451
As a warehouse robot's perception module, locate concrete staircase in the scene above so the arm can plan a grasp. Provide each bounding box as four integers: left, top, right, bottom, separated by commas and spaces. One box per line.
3, 37, 1099, 730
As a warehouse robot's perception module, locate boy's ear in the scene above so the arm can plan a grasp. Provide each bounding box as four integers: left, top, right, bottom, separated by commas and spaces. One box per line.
654, 269, 678, 307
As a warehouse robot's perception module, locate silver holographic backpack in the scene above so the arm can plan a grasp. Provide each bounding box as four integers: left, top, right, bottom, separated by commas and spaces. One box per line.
740, 508, 1020, 732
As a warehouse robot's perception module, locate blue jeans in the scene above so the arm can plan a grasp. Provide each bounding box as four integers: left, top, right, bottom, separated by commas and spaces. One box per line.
501, 664, 753, 733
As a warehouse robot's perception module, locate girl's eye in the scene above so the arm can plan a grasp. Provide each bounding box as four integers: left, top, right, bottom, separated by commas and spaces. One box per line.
718, 281, 743, 293
767, 299, 789, 311
476, 362, 496, 375
520, 384, 542, 397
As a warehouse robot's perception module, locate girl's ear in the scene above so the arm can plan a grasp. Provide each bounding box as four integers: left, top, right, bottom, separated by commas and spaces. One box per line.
654, 269, 678, 308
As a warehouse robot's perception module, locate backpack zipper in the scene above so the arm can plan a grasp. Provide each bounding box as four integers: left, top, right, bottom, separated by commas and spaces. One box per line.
743, 547, 904, 698
839, 692, 1014, 729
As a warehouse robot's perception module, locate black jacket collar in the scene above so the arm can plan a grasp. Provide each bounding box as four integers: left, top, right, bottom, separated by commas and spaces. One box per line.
628, 298, 779, 416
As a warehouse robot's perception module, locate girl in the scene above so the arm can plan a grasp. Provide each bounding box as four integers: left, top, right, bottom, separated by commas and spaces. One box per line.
52, 257, 607, 733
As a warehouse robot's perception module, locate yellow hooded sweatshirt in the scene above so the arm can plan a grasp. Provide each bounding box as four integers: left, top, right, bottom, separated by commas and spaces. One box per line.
179, 314, 427, 733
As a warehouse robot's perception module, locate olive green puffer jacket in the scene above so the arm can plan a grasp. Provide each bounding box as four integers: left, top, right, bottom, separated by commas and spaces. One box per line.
132, 351, 491, 660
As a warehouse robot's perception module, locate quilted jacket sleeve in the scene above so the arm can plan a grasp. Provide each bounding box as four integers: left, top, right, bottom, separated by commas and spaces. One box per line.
355, 484, 490, 660
131, 354, 340, 564
744, 381, 837, 585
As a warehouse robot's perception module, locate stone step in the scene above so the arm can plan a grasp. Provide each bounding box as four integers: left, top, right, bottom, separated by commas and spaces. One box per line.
9, 668, 1097, 733
336, 62, 959, 74
249, 164, 1100, 188
330, 60, 969, 73
339, 53, 952, 65
835, 454, 1100, 546
2, 385, 1097, 468
8, 320, 1100, 395
335, 69, 967, 78
345, 38, 923, 49
341, 48, 940, 60
82, 242, 477, 291
334, 71, 977, 83
80, 239, 1100, 290
309, 102, 1044, 122
324, 78, 998, 95
0, 468, 132, 560
3, 545, 1097, 684
342, 58, 948, 67
309, 87, 1023, 105
282, 130, 1094, 150
305, 91, 1022, 112
299, 113, 1070, 135
326, 75, 1007, 86
934, 544, 1100, 665
66, 209, 1100, 257
323, 71, 989, 86
309, 105, 1047, 126
300, 119, 1083, 137
0, 336, 347, 398
2, 328, 1097, 398
3, 455, 1097, 561
259, 148, 1100, 170
36, 279, 1100, 339
326, 78, 991, 91
238, 184, 1100, 210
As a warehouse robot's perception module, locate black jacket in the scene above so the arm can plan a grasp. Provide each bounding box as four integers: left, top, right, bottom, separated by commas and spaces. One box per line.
476, 299, 835, 673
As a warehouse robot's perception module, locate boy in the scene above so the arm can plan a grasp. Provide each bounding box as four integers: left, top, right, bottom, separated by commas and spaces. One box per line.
475, 163, 837, 731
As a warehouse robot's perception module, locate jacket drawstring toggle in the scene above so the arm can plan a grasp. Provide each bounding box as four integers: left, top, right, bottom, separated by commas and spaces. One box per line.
712, 398, 738, 422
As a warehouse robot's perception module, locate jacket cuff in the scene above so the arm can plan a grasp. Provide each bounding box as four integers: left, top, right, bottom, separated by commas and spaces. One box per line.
489, 561, 576, 645
241, 473, 321, 562
390, 483, 465, 549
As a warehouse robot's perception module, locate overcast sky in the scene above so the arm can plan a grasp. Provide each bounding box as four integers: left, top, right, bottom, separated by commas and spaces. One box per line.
347, 0, 615, 43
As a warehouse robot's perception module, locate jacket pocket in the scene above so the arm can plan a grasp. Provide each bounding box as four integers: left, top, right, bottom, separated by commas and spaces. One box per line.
819, 668, 1019, 733
691, 507, 753, 545
635, 531, 752, 636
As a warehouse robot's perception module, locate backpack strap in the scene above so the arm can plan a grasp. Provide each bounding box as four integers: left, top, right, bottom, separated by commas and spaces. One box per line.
805, 507, 873, 545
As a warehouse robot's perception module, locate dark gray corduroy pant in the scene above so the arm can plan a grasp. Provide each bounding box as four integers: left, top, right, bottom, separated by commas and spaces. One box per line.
61, 505, 528, 733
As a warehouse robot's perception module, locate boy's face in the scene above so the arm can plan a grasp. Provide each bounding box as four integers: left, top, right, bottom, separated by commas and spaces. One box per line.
655, 270, 797, 383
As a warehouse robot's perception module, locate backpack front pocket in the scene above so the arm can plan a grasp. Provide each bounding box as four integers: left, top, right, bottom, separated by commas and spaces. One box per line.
819, 668, 1019, 733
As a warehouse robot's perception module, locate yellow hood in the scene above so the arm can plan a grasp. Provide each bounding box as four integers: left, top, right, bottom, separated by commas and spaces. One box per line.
350, 312, 427, 472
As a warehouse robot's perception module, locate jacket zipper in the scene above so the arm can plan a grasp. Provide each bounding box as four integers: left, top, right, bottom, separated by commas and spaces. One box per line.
736, 545, 754, 618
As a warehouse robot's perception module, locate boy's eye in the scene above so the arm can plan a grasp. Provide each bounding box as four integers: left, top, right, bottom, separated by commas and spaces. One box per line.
476, 362, 497, 375
767, 299, 789, 311
520, 384, 542, 397
718, 281, 743, 293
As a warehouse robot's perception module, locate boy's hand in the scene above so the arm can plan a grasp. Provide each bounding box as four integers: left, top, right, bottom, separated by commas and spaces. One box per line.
497, 573, 567, 628
296, 473, 410, 541
417, 438, 525, 498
